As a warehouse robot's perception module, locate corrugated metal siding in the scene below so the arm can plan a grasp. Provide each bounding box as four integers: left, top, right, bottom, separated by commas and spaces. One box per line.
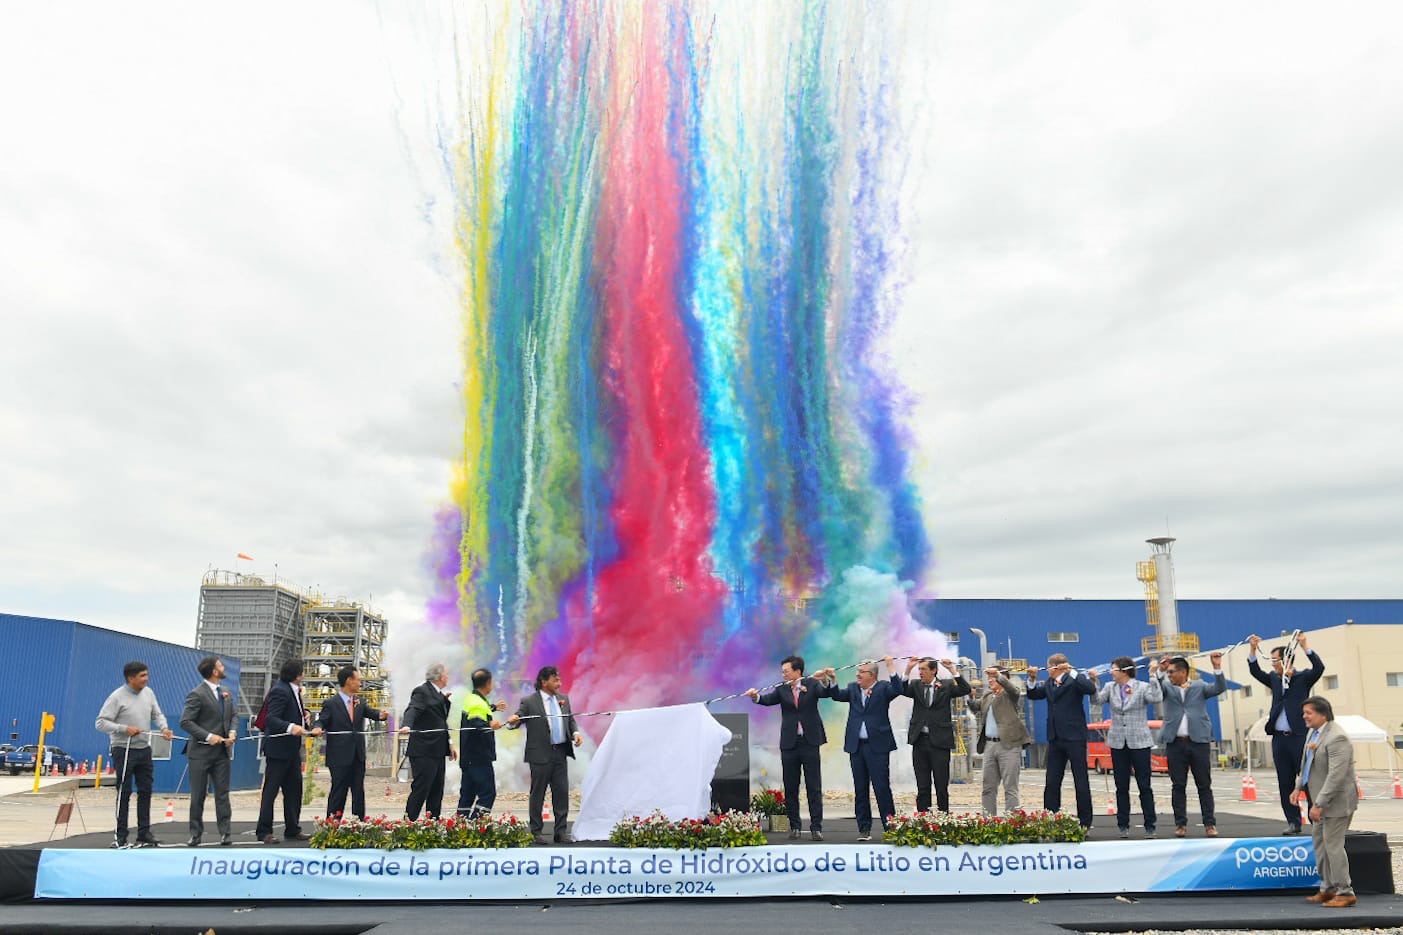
0, 614, 260, 792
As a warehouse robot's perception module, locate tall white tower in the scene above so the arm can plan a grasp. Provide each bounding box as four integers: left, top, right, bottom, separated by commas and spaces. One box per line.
1146, 536, 1179, 638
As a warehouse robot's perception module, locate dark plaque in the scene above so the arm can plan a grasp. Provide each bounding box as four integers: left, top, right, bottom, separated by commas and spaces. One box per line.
710, 713, 749, 813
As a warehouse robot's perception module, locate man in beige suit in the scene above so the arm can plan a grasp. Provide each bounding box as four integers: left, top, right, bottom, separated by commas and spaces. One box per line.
968, 667, 1032, 815
1290, 696, 1358, 908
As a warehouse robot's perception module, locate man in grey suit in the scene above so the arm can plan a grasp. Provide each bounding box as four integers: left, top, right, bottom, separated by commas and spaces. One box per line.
967, 667, 1032, 816
179, 656, 237, 846
508, 665, 583, 844
1154, 653, 1226, 838
1292, 696, 1358, 907
1093, 656, 1163, 838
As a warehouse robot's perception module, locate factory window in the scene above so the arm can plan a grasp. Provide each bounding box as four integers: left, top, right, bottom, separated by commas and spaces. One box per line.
1395, 736, 1403, 751
1324, 676, 1339, 691
1047, 632, 1079, 643
1388, 673, 1403, 688
1242, 686, 1252, 698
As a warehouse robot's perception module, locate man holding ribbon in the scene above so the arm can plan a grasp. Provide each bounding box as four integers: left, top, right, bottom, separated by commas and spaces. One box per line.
746, 655, 828, 840
456, 667, 508, 818
508, 665, 583, 844
1093, 656, 1162, 838
967, 666, 1032, 816
899, 656, 972, 815
95, 660, 174, 847
817, 656, 902, 841
257, 659, 324, 844
317, 665, 388, 820
1291, 696, 1358, 908
1027, 654, 1097, 830
1249, 632, 1324, 835
400, 662, 456, 821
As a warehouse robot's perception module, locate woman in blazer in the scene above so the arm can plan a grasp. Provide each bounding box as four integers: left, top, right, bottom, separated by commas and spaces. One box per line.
1093, 656, 1163, 838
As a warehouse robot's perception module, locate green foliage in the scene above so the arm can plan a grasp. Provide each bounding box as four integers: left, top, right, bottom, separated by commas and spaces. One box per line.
610, 811, 767, 849
883, 810, 1087, 848
309, 814, 534, 850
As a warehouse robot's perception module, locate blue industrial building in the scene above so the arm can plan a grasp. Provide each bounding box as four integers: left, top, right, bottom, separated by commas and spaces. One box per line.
916, 598, 1403, 745
0, 613, 262, 793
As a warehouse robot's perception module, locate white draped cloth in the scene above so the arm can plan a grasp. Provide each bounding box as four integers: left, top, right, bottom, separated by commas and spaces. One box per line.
571, 703, 733, 841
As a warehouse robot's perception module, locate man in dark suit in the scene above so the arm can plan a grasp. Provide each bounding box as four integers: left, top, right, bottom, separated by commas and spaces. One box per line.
399, 662, 456, 820
747, 655, 828, 841
507, 665, 583, 844
179, 656, 237, 846
899, 656, 972, 814
1249, 632, 1325, 835
1026, 653, 1097, 829
316, 665, 388, 820
257, 659, 322, 844
456, 667, 507, 818
818, 656, 902, 840
1155, 653, 1228, 837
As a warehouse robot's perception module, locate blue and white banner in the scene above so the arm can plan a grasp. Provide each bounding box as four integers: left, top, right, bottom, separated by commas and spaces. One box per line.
35, 839, 1318, 900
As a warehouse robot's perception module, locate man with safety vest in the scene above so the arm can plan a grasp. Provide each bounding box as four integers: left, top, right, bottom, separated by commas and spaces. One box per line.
456, 667, 508, 817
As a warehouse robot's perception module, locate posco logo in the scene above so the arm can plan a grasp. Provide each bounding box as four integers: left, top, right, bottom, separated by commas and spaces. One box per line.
1235, 844, 1310, 868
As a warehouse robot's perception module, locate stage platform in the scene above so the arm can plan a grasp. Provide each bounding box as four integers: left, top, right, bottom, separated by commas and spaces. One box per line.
1, 812, 1393, 904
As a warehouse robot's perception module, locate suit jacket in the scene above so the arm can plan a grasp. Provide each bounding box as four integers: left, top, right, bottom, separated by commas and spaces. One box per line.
316, 693, 386, 769
967, 674, 1033, 752
261, 680, 310, 761
1027, 672, 1097, 742
402, 681, 452, 759
754, 677, 827, 751
1297, 720, 1358, 818
1094, 677, 1164, 750
1153, 671, 1227, 745
1249, 650, 1324, 737
822, 675, 903, 755
900, 674, 972, 749
511, 691, 579, 765
180, 682, 236, 761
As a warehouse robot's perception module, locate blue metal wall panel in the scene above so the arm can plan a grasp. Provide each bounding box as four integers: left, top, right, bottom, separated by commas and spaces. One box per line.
0, 614, 258, 793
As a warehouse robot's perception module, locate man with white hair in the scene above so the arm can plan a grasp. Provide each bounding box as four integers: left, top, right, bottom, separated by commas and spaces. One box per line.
399, 662, 456, 820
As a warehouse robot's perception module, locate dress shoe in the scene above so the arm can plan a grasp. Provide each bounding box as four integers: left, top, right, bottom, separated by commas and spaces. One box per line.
554, 833, 566, 843
1322, 893, 1357, 908
261, 834, 280, 845
1145, 829, 1157, 839
1283, 824, 1303, 836
186, 836, 202, 847
285, 832, 311, 841
532, 835, 549, 846
788, 828, 800, 841
136, 835, 160, 847
1174, 826, 1187, 838
1205, 825, 1218, 837
1305, 889, 1338, 903
810, 830, 823, 842
1119, 828, 1130, 839
109, 840, 126, 849
221, 834, 233, 846
856, 833, 872, 842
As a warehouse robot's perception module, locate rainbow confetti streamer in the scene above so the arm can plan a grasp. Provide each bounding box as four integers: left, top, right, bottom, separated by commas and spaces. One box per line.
424, 0, 938, 713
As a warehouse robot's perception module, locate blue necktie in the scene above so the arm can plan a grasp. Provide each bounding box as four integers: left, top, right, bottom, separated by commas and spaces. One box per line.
548, 694, 565, 745
1302, 728, 1322, 784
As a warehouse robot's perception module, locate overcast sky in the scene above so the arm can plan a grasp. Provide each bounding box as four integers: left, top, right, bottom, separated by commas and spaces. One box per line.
3, 3, 1401, 650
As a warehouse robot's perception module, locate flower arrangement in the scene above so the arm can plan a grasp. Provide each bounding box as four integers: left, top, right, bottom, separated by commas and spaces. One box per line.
610, 810, 767, 849
883, 810, 1086, 848
749, 787, 786, 816
310, 813, 535, 850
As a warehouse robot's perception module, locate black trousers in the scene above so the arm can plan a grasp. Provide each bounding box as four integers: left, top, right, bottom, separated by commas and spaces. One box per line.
911, 734, 952, 812
781, 741, 823, 831
1044, 737, 1093, 827
1166, 738, 1216, 828
528, 744, 571, 838
326, 758, 367, 820
187, 754, 232, 838
1110, 745, 1157, 832
1271, 731, 1307, 827
257, 756, 304, 837
110, 745, 154, 841
406, 755, 446, 820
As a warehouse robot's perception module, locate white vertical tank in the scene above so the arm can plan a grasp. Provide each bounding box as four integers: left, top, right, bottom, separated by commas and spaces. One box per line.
1146, 537, 1178, 638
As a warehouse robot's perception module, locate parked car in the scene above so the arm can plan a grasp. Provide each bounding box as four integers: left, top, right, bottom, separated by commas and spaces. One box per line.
4, 744, 76, 776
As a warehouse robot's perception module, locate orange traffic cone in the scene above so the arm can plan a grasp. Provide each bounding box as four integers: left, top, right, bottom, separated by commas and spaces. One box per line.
1393, 776, 1402, 799
1357, 779, 1365, 800
542, 799, 553, 823
1299, 798, 1310, 826
1241, 775, 1258, 801
1105, 797, 1116, 816
164, 799, 175, 822
105, 761, 115, 775
79, 760, 88, 775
